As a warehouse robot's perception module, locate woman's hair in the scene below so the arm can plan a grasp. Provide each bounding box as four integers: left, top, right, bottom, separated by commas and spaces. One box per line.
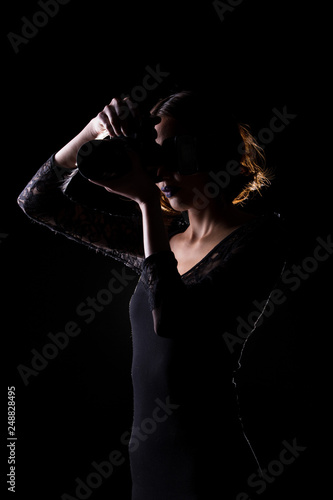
150, 90, 273, 213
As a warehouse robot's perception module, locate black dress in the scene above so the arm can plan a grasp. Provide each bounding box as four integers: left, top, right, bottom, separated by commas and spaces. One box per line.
18, 157, 287, 499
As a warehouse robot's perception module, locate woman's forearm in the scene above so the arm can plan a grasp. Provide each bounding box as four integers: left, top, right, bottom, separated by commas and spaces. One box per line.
54, 121, 101, 169
139, 195, 171, 258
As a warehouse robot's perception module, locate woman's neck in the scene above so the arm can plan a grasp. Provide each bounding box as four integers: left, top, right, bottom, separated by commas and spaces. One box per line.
186, 200, 254, 243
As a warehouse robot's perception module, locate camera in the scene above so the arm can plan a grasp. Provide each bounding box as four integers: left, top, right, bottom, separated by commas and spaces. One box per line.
77, 115, 202, 183
77, 115, 162, 182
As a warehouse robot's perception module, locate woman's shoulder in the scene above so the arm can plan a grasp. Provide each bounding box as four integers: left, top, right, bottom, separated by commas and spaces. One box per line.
216, 212, 288, 288
183, 212, 287, 284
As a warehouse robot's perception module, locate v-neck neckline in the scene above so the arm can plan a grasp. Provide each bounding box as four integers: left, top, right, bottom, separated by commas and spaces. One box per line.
172, 215, 264, 278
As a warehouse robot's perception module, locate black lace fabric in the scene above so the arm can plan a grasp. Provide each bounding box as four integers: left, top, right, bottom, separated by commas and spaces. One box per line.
140, 214, 287, 340
17, 155, 286, 345
17, 155, 145, 273
18, 155, 289, 498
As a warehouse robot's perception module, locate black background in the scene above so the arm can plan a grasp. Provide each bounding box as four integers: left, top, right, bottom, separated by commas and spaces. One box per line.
2, 1, 331, 499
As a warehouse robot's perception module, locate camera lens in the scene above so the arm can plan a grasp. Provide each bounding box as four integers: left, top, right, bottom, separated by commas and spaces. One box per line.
77, 138, 133, 182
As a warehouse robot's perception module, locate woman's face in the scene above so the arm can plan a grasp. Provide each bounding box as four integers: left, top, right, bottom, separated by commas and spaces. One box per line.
154, 115, 210, 212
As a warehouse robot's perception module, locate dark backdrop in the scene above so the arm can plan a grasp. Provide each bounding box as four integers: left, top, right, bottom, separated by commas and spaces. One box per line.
2, 1, 331, 499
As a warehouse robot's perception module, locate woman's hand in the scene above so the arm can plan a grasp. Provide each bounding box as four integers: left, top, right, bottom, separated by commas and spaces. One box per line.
88, 97, 139, 139
55, 97, 140, 169
55, 95, 162, 206
55, 96, 170, 258
86, 97, 161, 205
89, 149, 161, 206
90, 98, 169, 258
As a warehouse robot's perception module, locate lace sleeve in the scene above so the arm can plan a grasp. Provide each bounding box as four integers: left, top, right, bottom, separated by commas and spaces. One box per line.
17, 155, 144, 273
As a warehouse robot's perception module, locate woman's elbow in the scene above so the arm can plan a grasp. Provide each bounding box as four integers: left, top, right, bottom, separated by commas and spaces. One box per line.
17, 193, 30, 215
17, 193, 37, 219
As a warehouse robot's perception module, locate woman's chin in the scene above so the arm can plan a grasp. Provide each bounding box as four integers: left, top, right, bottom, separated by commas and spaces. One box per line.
168, 198, 188, 212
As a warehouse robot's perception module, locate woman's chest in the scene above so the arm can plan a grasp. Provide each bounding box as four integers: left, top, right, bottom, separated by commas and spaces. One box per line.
169, 232, 227, 276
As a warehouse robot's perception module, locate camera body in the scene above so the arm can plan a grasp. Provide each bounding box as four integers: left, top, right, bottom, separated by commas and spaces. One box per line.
77, 115, 160, 182
77, 113, 203, 183
77, 134, 202, 183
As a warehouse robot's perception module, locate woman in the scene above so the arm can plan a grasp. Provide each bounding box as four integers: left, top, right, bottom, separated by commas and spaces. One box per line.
18, 91, 286, 499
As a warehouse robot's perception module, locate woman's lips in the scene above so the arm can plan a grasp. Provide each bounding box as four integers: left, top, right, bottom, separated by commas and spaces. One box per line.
161, 185, 181, 198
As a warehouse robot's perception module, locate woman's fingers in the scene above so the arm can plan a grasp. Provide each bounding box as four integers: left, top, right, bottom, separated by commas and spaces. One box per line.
117, 96, 142, 136
123, 97, 140, 120
95, 96, 144, 138
98, 97, 139, 137
96, 110, 114, 137
103, 99, 123, 136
